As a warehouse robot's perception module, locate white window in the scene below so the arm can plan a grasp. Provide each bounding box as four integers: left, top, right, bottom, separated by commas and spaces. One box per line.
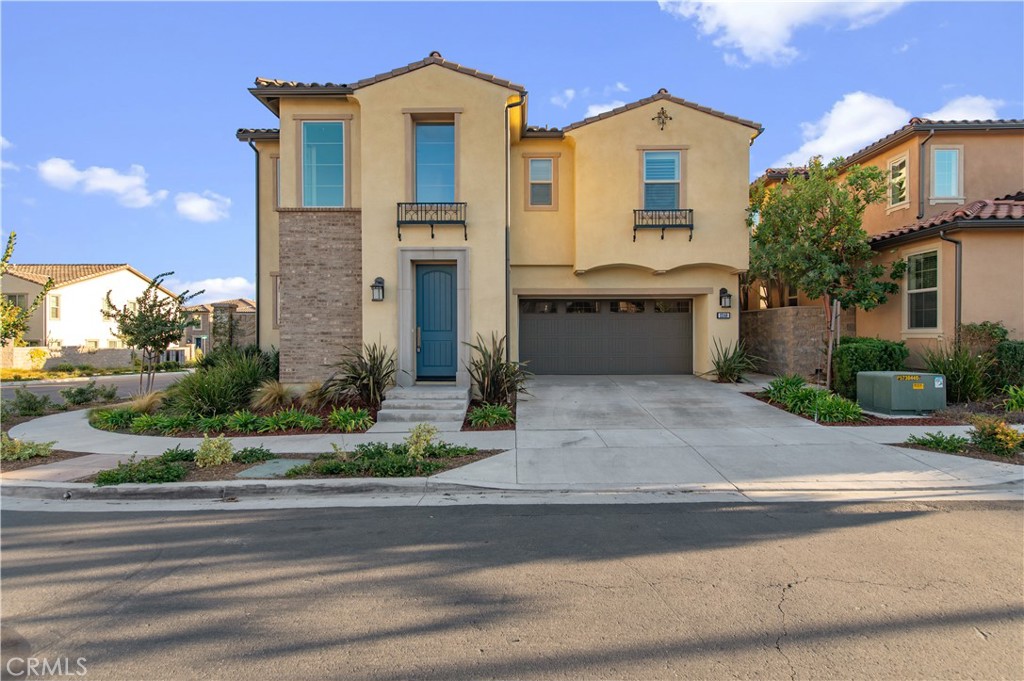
107, 340, 119, 349
84, 340, 99, 351
528, 158, 555, 208
48, 294, 60, 320
643, 151, 681, 210
907, 251, 939, 329
888, 155, 908, 207
932, 147, 963, 201
4, 293, 27, 309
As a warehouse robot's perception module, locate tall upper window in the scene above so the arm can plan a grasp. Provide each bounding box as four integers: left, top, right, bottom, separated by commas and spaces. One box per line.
907, 251, 938, 329
415, 123, 455, 202
302, 121, 344, 207
888, 156, 908, 207
643, 151, 680, 210
48, 295, 61, 320
932, 148, 961, 199
528, 158, 554, 207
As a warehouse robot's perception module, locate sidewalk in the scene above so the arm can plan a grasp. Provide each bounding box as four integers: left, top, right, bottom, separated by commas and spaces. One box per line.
4, 409, 1022, 504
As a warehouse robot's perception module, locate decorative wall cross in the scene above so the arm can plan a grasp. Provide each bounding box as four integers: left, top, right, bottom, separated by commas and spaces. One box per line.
652, 107, 673, 130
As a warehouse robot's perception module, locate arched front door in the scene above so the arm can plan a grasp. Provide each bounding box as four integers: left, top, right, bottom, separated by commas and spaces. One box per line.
415, 264, 457, 380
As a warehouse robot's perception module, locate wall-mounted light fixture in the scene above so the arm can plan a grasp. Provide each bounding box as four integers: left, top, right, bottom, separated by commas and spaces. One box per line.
370, 277, 385, 302
719, 288, 733, 309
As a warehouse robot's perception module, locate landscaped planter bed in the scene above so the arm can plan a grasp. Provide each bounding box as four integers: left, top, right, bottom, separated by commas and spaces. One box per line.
1, 450, 90, 472
461, 400, 517, 431
745, 393, 967, 426
896, 443, 1023, 466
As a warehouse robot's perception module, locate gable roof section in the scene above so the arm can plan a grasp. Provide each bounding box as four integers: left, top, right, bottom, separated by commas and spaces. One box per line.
869, 192, 1024, 247
249, 52, 526, 115
185, 298, 256, 314
5, 264, 179, 297
562, 89, 763, 137
844, 118, 1024, 168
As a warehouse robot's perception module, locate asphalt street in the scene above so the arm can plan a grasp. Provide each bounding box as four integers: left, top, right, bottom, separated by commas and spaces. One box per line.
0, 372, 184, 403
1, 501, 1021, 680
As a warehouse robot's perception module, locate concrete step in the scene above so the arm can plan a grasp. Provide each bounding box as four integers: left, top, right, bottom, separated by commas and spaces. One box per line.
386, 386, 469, 401
376, 409, 467, 423
367, 421, 465, 434
380, 399, 469, 411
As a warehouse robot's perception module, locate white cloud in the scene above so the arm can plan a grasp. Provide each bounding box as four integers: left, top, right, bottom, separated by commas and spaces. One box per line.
894, 38, 916, 54
175, 191, 231, 222
1, 160, 18, 171
924, 95, 1003, 121
773, 92, 910, 167
550, 88, 576, 108
167, 276, 255, 304
604, 82, 629, 96
659, 0, 904, 65
1, 136, 11, 150
37, 157, 169, 208
586, 100, 626, 118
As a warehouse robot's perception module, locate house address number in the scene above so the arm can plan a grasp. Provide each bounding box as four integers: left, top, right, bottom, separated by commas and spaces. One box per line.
716, 312, 731, 320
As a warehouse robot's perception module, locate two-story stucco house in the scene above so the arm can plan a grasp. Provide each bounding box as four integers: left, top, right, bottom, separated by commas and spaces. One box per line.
237, 53, 761, 387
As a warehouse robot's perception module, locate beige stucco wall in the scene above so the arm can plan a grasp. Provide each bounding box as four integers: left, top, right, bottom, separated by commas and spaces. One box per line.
511, 137, 575, 266
255, 138, 281, 350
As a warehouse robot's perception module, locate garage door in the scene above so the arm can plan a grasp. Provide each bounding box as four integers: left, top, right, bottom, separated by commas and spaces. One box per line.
519, 299, 693, 374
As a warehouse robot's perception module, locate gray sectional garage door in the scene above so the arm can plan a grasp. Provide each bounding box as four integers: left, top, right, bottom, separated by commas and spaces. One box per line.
519, 299, 693, 374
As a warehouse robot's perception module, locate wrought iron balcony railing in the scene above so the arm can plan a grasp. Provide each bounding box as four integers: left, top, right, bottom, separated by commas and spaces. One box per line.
396, 202, 467, 241
633, 208, 694, 241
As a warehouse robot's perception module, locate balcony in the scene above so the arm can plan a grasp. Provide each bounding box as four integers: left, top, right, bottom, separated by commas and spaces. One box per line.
633, 208, 694, 242
396, 202, 467, 241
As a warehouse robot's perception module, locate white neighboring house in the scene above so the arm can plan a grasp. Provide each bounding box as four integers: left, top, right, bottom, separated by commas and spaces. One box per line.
1, 264, 181, 349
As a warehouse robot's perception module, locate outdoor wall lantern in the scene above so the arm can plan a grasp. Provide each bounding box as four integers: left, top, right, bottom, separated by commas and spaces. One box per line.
719, 288, 733, 309
370, 277, 385, 302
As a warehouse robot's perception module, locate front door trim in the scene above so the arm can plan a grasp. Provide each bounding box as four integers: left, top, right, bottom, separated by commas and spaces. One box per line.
397, 248, 469, 388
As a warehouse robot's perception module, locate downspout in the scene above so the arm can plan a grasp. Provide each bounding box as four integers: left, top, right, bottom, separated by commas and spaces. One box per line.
939, 230, 962, 346
504, 93, 527, 362
248, 140, 261, 348
917, 128, 935, 219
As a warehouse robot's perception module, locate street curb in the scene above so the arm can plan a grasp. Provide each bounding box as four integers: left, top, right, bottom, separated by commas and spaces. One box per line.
1, 370, 191, 387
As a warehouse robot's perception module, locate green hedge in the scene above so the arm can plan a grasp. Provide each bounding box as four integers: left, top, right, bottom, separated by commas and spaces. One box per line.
832, 337, 909, 399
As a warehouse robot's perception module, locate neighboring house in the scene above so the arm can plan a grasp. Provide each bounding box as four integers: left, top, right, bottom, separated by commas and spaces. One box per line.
237, 52, 762, 385
184, 298, 257, 352
745, 118, 1024, 368
1, 264, 177, 349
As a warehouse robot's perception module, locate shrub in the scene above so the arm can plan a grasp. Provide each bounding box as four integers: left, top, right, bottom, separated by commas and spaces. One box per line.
224, 409, 264, 433
311, 342, 396, 410
708, 338, 759, 384
129, 391, 164, 415
0, 433, 55, 461
53, 362, 75, 373
251, 379, 294, 412
405, 423, 437, 461
196, 414, 230, 433
806, 391, 863, 423
152, 413, 196, 435
832, 337, 909, 399
959, 321, 1009, 356
969, 416, 1024, 457
763, 374, 807, 404
60, 381, 102, 405
195, 435, 234, 468
95, 456, 187, 486
163, 352, 275, 416
259, 407, 321, 432
1003, 385, 1024, 413
905, 432, 969, 454
129, 414, 160, 434
782, 386, 819, 415
300, 381, 327, 410
89, 408, 137, 431
923, 344, 992, 403
95, 384, 119, 402
74, 364, 94, 373
992, 341, 1024, 390
423, 442, 477, 458
464, 333, 531, 405
157, 360, 181, 372
6, 389, 54, 416
466, 403, 515, 428
234, 446, 275, 464
160, 445, 196, 462
327, 406, 374, 433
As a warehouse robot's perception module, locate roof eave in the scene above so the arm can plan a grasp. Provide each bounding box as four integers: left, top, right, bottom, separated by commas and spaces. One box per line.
870, 219, 1024, 249
236, 129, 281, 142
844, 120, 1024, 168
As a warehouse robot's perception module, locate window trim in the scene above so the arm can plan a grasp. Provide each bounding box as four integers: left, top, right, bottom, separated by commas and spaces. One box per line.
48, 294, 60, 320
270, 154, 281, 210
904, 248, 941, 334
405, 111, 461, 202
886, 152, 910, 212
638, 147, 687, 211
270, 272, 280, 330
292, 114, 352, 208
523, 153, 559, 211
929, 144, 965, 205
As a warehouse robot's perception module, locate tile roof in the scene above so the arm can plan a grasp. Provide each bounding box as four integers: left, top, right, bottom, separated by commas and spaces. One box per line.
562, 89, 762, 135
869, 193, 1024, 245
186, 298, 257, 313
236, 128, 280, 141
844, 118, 1024, 167
6, 264, 129, 287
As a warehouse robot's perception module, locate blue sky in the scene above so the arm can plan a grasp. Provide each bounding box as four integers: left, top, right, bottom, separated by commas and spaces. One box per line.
2, 1, 1021, 302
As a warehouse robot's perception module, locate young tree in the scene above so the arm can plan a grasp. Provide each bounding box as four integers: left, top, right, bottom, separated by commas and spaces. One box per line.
0, 232, 54, 346
102, 272, 202, 392
748, 157, 907, 388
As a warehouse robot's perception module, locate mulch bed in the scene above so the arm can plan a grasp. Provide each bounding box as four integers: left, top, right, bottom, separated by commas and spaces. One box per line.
745, 392, 967, 426
285, 449, 503, 479
1, 450, 91, 473
895, 443, 1024, 466
461, 401, 517, 431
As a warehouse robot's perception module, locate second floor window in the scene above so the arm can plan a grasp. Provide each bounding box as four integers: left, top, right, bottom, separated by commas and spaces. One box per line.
302, 121, 344, 207
49, 294, 60, 320
415, 123, 455, 202
932, 148, 961, 199
888, 156, 908, 207
528, 158, 554, 207
4, 293, 27, 309
643, 151, 680, 210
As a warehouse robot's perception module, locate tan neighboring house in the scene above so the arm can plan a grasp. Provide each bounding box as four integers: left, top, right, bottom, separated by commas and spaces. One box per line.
237, 52, 762, 385
744, 118, 1024, 371
184, 298, 257, 352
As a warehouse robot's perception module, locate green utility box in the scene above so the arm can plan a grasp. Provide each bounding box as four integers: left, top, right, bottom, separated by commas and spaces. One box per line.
856, 371, 947, 415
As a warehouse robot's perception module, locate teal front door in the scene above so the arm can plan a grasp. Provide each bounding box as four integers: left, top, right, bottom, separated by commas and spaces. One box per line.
416, 264, 457, 380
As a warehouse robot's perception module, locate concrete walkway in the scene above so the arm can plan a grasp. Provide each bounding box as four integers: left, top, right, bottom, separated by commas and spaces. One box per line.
4, 375, 1022, 503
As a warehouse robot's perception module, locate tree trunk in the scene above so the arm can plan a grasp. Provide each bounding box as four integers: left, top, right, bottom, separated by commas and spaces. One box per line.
824, 298, 840, 390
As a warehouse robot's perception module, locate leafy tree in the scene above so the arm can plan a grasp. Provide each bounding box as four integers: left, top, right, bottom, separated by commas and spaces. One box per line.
748, 157, 906, 388
102, 272, 202, 392
0, 232, 54, 346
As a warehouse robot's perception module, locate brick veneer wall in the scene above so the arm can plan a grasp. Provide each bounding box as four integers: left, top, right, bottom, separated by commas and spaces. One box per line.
740, 306, 857, 378
277, 208, 362, 384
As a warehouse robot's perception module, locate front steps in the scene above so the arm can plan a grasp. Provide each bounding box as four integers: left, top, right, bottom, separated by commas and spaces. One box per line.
369, 385, 470, 433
